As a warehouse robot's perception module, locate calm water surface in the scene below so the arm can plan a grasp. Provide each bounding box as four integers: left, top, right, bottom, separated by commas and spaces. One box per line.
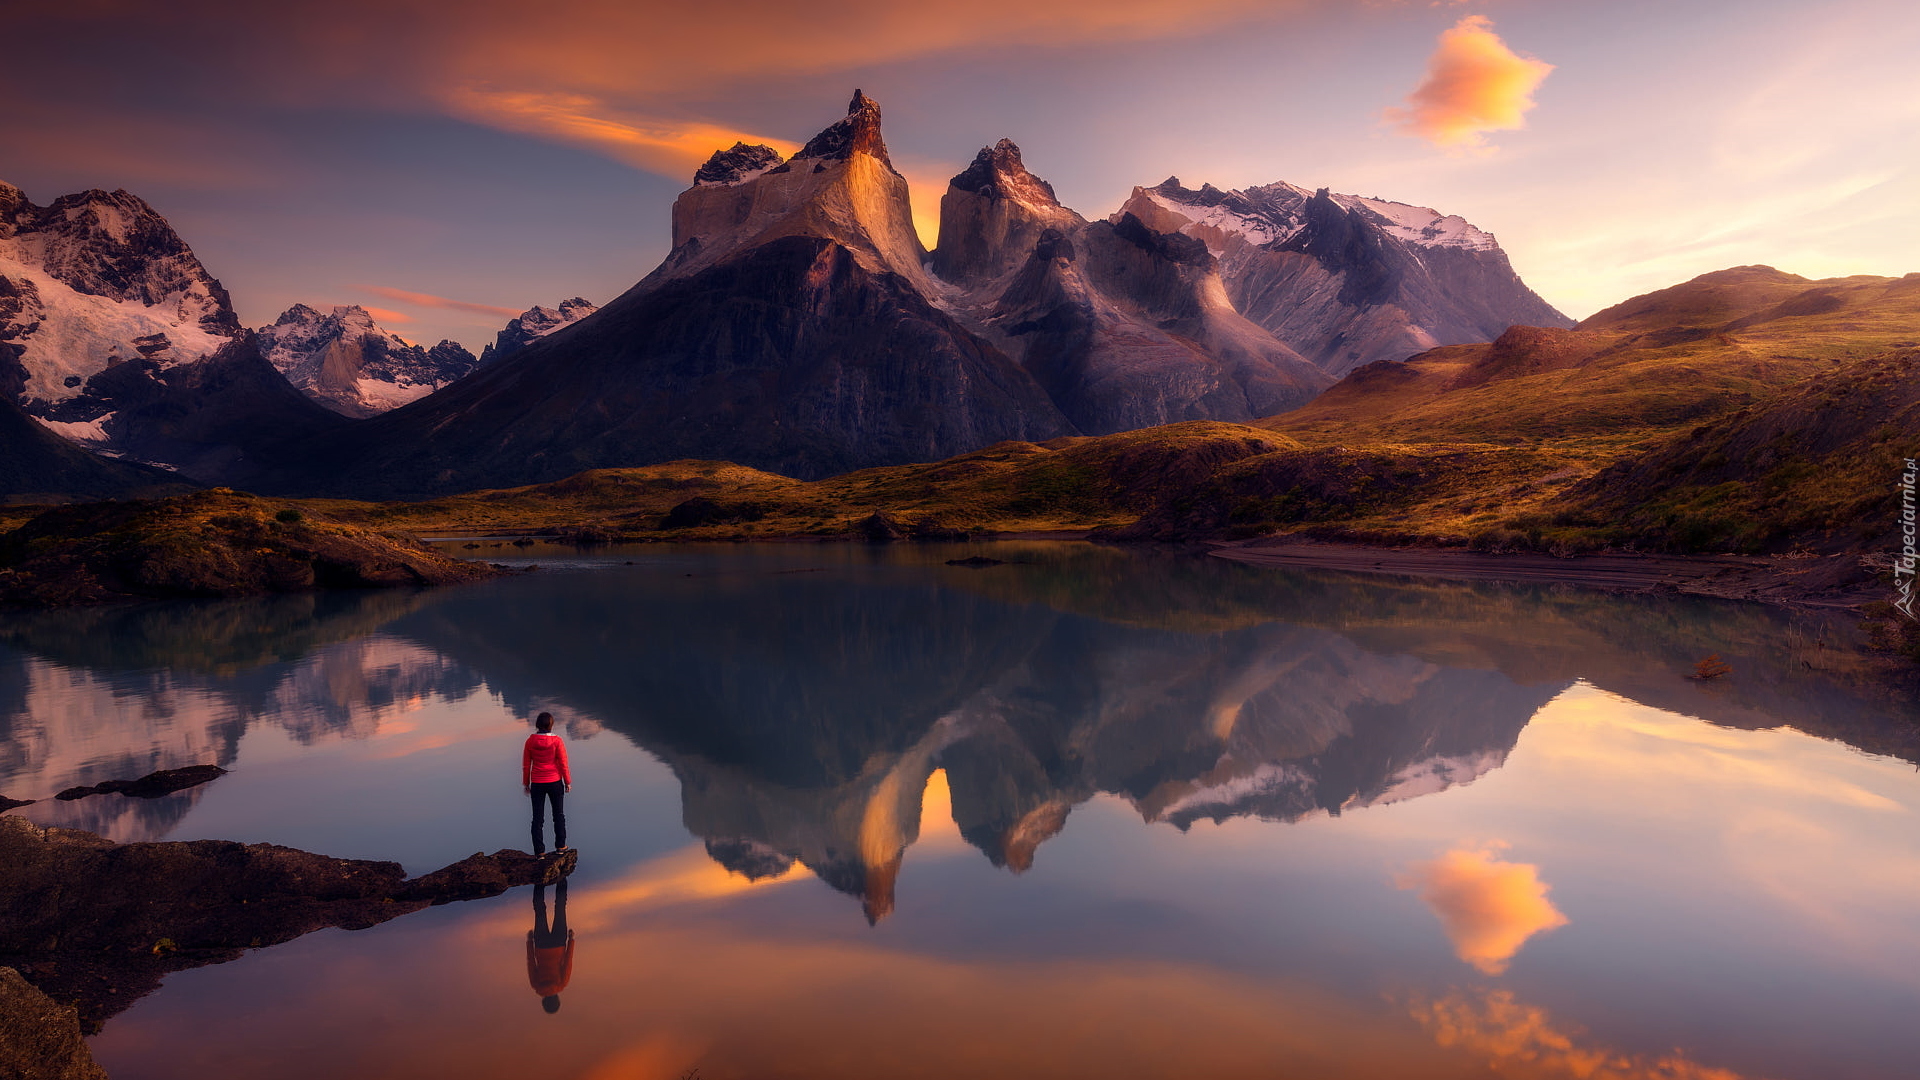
2, 542, 1917, 1079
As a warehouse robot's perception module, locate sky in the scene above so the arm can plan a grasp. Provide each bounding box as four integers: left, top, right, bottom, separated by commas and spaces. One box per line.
2, 0, 1915, 351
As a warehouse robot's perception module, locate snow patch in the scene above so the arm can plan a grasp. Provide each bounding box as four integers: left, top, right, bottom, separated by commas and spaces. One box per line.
1, 257, 230, 404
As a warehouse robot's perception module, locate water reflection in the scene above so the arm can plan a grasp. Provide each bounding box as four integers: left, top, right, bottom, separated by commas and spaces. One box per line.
1, 543, 1913, 875
527, 879, 574, 1015
2, 543, 1912, 1079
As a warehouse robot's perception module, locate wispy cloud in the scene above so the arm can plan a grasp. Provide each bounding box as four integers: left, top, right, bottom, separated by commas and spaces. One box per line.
359, 305, 415, 325
444, 88, 802, 182
1387, 15, 1554, 150
355, 284, 520, 319
1397, 843, 1569, 975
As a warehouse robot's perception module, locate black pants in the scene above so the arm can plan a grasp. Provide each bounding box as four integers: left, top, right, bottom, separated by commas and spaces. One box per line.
532, 879, 569, 945
530, 781, 566, 853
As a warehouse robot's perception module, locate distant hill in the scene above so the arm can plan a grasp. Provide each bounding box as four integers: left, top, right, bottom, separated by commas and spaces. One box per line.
1265, 266, 1920, 449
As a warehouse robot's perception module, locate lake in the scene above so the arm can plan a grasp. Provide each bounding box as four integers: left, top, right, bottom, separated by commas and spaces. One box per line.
2, 542, 1917, 1079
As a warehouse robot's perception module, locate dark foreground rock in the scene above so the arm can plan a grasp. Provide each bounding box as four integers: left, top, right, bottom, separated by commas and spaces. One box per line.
54, 764, 226, 801
0, 488, 505, 608
0, 816, 575, 1031
0, 967, 107, 1080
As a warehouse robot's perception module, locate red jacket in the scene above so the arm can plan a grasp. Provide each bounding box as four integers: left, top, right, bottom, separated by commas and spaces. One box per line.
523, 732, 571, 786
527, 932, 574, 995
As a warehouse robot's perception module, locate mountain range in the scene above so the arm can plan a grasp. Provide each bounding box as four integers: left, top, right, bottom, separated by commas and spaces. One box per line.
4, 91, 1568, 498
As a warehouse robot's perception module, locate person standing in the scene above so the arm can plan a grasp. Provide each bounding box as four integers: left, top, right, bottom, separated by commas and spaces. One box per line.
522, 712, 571, 854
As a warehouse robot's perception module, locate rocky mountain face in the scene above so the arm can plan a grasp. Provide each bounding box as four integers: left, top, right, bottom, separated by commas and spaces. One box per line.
1, 181, 345, 486
1, 183, 239, 434
932, 141, 1332, 432
258, 304, 478, 418
224, 92, 1563, 497
1119, 179, 1572, 375
253, 93, 1076, 496
477, 297, 597, 365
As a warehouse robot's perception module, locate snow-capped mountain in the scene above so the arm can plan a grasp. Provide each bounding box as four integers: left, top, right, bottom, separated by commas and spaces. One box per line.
1, 181, 343, 481
0, 183, 239, 427
932, 140, 1333, 431
257, 304, 478, 418
477, 297, 597, 365
1119, 179, 1572, 375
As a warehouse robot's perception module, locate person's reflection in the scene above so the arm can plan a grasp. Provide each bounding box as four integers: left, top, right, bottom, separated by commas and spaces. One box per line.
527, 879, 574, 1014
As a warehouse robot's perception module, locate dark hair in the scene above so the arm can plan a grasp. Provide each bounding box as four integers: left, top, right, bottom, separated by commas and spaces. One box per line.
542, 994, 561, 1014
536, 712, 554, 732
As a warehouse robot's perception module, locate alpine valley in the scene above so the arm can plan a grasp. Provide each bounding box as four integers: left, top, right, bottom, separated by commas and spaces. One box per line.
2, 92, 1916, 635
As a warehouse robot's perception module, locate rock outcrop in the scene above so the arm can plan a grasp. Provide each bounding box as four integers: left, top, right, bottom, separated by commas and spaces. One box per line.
258, 304, 479, 417
1117, 178, 1572, 375
0, 966, 107, 1080
0, 814, 574, 1029
54, 765, 226, 801
0, 488, 504, 607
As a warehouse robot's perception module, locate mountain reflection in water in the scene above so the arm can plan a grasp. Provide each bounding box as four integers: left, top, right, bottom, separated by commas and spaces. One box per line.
2, 543, 1908, 872
2, 542, 1917, 1080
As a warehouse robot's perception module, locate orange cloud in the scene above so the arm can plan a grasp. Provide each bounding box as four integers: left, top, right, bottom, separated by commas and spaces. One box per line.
1409, 988, 1752, 1080
443, 87, 803, 183
1387, 15, 1554, 150
358, 305, 414, 325
355, 284, 520, 319
1397, 844, 1569, 975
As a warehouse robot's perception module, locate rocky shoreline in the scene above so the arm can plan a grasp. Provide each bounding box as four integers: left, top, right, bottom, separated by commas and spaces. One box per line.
0, 816, 574, 1047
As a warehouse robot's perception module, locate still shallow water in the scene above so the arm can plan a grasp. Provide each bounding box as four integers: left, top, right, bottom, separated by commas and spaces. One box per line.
3, 542, 1918, 1079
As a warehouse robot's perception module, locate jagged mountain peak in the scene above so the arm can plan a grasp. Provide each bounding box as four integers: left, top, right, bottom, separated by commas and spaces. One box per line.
950, 139, 1060, 208
694, 142, 784, 187
2, 180, 242, 432
257, 303, 476, 418
1119, 176, 1571, 375
478, 297, 599, 365
793, 89, 891, 168
644, 91, 928, 292
931, 139, 1083, 285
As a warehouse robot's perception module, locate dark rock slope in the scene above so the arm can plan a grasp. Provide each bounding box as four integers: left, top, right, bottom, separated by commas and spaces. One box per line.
0, 815, 575, 1030
0, 392, 190, 501
255, 94, 1073, 495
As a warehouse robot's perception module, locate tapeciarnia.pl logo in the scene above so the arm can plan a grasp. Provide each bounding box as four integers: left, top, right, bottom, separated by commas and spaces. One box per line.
1897, 457, 1917, 620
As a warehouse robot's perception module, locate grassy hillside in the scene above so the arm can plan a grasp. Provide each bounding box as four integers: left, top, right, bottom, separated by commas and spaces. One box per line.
306, 422, 1308, 540
0, 489, 502, 606
1265, 267, 1920, 450
281, 268, 1918, 559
